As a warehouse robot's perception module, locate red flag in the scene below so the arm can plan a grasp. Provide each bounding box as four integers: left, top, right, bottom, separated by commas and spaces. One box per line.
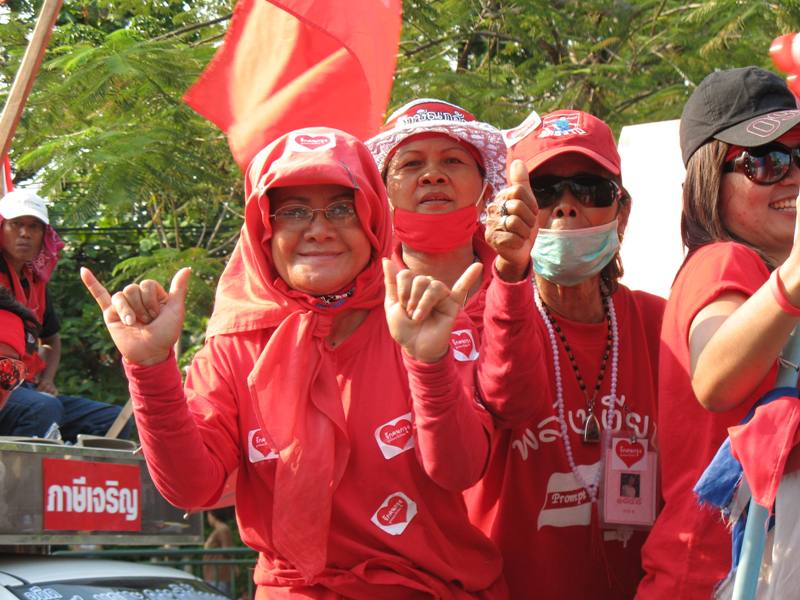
1, 156, 12, 196
184, 0, 402, 170
728, 396, 800, 508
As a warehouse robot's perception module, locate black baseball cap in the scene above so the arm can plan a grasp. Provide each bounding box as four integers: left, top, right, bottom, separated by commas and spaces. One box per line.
680, 66, 800, 166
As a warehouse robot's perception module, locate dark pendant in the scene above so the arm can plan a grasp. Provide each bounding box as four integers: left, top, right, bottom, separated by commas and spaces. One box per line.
583, 413, 601, 444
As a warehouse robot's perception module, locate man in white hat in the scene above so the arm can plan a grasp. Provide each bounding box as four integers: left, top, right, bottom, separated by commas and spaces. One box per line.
0, 189, 129, 441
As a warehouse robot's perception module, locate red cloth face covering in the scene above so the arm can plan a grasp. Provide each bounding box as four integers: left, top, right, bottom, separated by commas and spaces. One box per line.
393, 204, 478, 253
204, 128, 391, 582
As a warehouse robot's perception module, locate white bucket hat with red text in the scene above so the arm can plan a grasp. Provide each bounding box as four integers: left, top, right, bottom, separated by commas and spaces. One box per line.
366, 98, 507, 197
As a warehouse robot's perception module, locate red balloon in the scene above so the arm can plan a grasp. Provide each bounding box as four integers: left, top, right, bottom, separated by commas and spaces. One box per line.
771, 33, 798, 73
786, 74, 800, 100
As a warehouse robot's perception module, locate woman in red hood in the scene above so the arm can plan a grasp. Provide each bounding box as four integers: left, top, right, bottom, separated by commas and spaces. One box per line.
366, 99, 506, 378
82, 128, 505, 599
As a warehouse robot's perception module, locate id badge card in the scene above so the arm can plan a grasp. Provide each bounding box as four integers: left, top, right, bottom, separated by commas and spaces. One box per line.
600, 432, 657, 529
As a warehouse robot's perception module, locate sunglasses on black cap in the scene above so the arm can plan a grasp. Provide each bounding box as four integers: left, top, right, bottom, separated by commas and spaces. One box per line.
530, 174, 622, 209
723, 143, 800, 186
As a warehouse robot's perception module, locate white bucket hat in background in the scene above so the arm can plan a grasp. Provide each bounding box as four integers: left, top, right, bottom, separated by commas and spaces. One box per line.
0, 189, 50, 224
366, 98, 507, 198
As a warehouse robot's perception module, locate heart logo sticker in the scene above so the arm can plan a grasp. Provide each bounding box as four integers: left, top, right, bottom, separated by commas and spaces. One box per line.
287, 132, 336, 153
371, 491, 417, 535
247, 429, 279, 463
615, 439, 645, 469
374, 412, 415, 459
450, 329, 479, 362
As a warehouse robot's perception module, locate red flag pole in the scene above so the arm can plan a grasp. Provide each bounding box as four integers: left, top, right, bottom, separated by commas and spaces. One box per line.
0, 0, 64, 160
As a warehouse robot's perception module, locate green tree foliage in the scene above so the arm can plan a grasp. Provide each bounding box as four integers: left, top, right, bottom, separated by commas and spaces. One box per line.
1, 0, 799, 404
396, 1, 800, 131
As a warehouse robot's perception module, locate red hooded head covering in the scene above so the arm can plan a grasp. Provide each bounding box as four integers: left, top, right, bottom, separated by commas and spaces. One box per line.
206, 128, 391, 581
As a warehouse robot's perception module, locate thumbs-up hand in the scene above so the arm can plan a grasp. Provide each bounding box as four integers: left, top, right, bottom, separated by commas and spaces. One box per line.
485, 159, 539, 281
80, 267, 191, 366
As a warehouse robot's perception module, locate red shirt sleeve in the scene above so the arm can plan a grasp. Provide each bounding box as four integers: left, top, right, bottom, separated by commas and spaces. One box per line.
125, 339, 241, 510
478, 265, 549, 428
675, 242, 771, 338
403, 352, 491, 491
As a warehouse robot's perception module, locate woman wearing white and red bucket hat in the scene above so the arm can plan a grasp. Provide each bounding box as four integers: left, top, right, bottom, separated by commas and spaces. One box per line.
366, 99, 505, 387
465, 109, 665, 598
638, 67, 800, 599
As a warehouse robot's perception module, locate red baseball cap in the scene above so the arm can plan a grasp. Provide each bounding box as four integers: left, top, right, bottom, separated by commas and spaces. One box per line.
507, 109, 620, 176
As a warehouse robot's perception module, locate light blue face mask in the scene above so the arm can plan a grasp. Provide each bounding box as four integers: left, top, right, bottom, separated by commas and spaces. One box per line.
531, 219, 620, 287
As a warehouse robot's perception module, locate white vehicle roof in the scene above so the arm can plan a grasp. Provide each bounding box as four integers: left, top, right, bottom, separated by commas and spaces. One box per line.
0, 556, 198, 584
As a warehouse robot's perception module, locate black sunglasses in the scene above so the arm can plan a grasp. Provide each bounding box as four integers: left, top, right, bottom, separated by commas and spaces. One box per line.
723, 142, 800, 185
530, 174, 622, 209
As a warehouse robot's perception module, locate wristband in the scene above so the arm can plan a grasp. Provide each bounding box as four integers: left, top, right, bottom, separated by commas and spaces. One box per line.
769, 268, 800, 317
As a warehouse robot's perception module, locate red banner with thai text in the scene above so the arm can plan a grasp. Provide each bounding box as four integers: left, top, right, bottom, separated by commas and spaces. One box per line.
43, 458, 141, 531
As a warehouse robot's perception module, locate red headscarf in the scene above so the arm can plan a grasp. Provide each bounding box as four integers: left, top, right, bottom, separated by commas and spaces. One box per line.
206, 128, 392, 581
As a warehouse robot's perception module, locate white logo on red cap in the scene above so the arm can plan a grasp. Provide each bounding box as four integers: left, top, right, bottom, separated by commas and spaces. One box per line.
287, 132, 336, 153
248, 429, 279, 463
374, 412, 415, 459
503, 110, 542, 148
539, 114, 587, 138
371, 491, 417, 535
450, 329, 479, 362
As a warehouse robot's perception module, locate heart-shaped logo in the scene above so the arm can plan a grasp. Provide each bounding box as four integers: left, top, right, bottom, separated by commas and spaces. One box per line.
253, 434, 271, 453
377, 495, 408, 526
450, 329, 478, 361
452, 332, 474, 354
295, 134, 331, 149
616, 439, 645, 468
380, 419, 412, 449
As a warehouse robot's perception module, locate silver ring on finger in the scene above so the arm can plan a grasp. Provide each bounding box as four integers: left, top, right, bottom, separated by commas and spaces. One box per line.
502, 214, 510, 231
499, 200, 509, 217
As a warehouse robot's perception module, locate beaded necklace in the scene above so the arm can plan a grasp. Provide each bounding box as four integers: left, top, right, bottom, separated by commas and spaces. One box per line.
533, 279, 619, 502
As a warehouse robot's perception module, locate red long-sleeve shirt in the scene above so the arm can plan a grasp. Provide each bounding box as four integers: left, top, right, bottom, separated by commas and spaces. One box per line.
126, 307, 504, 599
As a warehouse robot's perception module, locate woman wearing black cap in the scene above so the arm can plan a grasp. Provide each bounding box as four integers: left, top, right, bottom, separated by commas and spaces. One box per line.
638, 67, 800, 599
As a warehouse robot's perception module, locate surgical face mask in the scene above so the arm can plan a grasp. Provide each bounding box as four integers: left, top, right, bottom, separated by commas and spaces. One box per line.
531, 219, 620, 286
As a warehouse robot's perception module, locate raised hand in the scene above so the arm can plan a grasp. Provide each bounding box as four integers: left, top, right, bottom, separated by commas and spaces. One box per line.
383, 259, 483, 363
80, 267, 191, 366
485, 159, 539, 281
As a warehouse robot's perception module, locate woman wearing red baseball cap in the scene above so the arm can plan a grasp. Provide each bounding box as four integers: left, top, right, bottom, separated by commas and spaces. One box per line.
367, 99, 506, 383
467, 109, 665, 599
638, 66, 800, 599
82, 128, 506, 598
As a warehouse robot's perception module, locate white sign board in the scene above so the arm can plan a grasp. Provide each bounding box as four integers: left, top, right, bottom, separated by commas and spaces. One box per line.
618, 120, 686, 299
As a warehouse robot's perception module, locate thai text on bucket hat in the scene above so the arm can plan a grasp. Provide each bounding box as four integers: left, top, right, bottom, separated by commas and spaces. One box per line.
365, 98, 507, 197
680, 66, 800, 166
507, 109, 621, 176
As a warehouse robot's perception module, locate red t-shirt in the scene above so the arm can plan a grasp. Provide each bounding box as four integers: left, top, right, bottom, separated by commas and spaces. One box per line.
126, 307, 505, 599
638, 242, 776, 599
468, 272, 664, 599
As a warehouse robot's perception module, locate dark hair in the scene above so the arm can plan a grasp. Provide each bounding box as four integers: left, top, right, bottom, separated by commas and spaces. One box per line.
681, 139, 774, 267
0, 287, 40, 342
597, 184, 630, 295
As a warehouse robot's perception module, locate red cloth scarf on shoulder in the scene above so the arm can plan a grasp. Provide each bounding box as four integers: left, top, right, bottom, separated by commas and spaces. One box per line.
205, 128, 392, 581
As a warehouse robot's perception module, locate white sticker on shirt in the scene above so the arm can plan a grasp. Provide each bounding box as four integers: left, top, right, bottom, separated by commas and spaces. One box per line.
450, 329, 479, 362
371, 491, 417, 535
248, 429, 279, 463
374, 412, 415, 459
287, 132, 336, 153
537, 462, 600, 530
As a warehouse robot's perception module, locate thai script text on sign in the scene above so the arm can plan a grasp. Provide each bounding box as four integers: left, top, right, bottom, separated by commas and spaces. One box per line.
43, 458, 141, 531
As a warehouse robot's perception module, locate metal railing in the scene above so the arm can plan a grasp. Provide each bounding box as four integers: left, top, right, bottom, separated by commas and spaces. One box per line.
53, 546, 258, 599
